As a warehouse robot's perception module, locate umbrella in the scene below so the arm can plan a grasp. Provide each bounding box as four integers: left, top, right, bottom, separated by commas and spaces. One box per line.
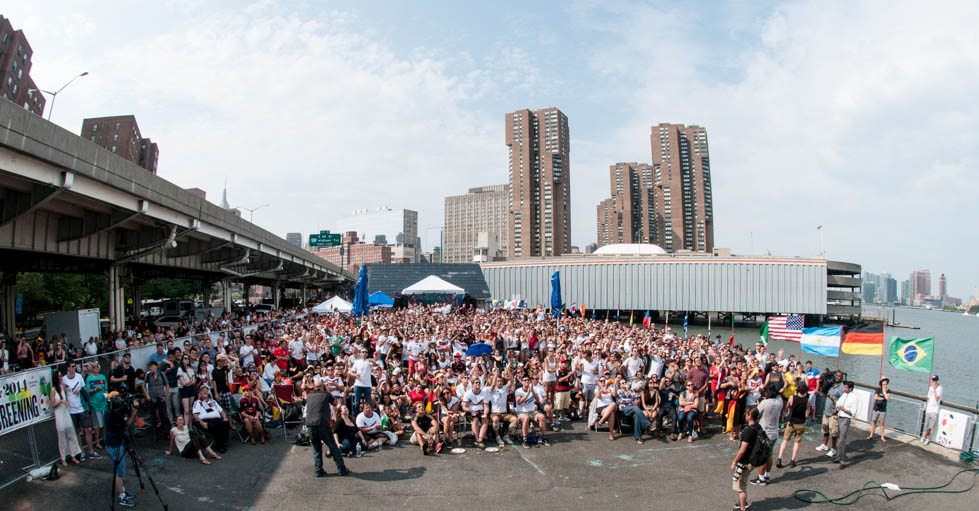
551, 270, 562, 318
352, 265, 369, 317
466, 342, 493, 357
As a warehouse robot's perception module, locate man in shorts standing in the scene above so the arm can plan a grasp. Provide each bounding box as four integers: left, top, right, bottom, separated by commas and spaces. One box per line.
751, 386, 783, 485
554, 359, 574, 421
776, 382, 808, 468
816, 371, 844, 457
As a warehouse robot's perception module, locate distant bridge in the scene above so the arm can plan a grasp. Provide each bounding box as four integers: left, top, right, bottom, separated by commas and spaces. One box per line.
0, 100, 352, 335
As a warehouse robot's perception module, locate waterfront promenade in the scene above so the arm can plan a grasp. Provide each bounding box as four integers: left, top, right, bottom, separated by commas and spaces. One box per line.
6, 420, 975, 511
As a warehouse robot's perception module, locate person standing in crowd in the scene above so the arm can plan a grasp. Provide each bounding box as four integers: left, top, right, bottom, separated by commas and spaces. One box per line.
816, 371, 844, 457
104, 391, 137, 507
776, 380, 808, 468
834, 381, 859, 468
85, 361, 108, 450
867, 377, 890, 442
50, 375, 82, 466
804, 361, 820, 419
922, 375, 943, 445
349, 347, 374, 411
305, 382, 349, 477
62, 363, 98, 461
731, 408, 762, 511
751, 386, 782, 486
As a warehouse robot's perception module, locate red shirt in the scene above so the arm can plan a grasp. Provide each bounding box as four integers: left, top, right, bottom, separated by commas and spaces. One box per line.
273, 347, 289, 371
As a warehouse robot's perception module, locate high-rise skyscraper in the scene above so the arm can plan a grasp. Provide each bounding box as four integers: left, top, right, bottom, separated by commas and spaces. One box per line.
650, 123, 713, 252
938, 273, 947, 298
81, 115, 159, 174
335, 207, 418, 262
506, 107, 571, 258
911, 269, 932, 300
444, 184, 510, 263
596, 162, 657, 247
0, 16, 45, 117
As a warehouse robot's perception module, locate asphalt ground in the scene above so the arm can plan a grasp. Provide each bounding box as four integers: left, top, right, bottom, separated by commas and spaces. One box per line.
5, 419, 978, 511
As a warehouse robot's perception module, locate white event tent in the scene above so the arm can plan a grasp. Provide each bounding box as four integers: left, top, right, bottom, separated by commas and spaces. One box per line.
311, 296, 353, 313
401, 275, 465, 295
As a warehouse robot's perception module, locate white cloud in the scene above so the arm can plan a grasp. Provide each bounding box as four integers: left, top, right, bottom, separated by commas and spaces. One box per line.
574, 0, 979, 296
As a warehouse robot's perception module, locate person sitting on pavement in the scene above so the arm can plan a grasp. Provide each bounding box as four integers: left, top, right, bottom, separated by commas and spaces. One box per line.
239, 386, 266, 445
410, 402, 441, 455
616, 378, 652, 444
166, 415, 222, 465
355, 402, 390, 450
462, 377, 491, 449
515, 375, 549, 448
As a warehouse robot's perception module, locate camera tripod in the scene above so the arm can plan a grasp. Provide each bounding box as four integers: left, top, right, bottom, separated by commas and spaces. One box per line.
109, 433, 168, 510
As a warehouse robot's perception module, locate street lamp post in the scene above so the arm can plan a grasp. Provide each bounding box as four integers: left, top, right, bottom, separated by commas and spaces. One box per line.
30, 71, 89, 121
240, 204, 270, 223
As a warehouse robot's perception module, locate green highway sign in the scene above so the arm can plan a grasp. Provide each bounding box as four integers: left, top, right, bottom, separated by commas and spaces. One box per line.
309, 230, 341, 247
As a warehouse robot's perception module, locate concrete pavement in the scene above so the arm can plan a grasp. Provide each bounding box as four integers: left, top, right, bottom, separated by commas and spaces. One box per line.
4, 421, 977, 510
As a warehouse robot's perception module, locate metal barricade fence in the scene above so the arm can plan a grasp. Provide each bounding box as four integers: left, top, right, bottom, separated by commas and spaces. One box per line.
0, 312, 308, 489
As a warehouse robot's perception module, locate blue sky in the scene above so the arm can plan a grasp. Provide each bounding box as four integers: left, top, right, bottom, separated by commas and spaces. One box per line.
6, 0, 978, 299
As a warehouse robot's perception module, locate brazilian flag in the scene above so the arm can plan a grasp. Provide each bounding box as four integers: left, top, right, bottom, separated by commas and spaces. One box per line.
888, 337, 934, 373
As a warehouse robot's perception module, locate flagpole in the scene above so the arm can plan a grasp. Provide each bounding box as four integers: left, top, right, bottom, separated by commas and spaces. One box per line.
836, 326, 842, 371
878, 319, 885, 380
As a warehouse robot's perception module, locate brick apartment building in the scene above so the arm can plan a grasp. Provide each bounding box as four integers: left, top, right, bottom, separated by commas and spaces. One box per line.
80, 115, 159, 174
313, 232, 392, 274
0, 15, 45, 116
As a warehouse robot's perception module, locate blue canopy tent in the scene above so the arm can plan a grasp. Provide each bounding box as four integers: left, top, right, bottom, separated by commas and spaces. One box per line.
368, 291, 394, 308
352, 265, 369, 317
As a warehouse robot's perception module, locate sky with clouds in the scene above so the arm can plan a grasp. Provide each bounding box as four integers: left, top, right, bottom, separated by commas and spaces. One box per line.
6, 1, 978, 298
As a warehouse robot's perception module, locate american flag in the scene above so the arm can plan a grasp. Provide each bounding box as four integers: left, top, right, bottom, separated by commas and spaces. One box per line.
768, 315, 804, 342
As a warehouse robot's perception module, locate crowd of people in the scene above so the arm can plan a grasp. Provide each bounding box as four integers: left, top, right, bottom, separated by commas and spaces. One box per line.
31, 302, 908, 510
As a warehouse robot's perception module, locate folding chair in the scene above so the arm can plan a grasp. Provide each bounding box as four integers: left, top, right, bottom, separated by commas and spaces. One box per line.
272, 384, 304, 439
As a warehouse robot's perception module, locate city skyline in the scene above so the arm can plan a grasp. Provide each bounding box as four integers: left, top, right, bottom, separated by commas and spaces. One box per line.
3, 2, 978, 297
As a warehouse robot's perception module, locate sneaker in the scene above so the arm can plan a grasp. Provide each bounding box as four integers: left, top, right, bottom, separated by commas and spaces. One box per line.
815, 444, 828, 451
775, 460, 783, 469
435, 442, 444, 454
790, 460, 796, 468
354, 443, 363, 458
923, 438, 930, 446
475, 442, 486, 450
78, 453, 87, 462
118, 495, 136, 507
503, 436, 514, 445
88, 451, 104, 460
826, 449, 837, 458
522, 439, 531, 449
733, 502, 751, 510
691, 430, 699, 440
497, 437, 505, 447
749, 477, 768, 486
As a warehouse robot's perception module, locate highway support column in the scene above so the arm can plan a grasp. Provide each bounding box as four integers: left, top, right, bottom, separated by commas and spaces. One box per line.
1, 273, 15, 339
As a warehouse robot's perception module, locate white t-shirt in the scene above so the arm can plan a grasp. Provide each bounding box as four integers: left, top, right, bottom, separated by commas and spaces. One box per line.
580, 359, 600, 385
352, 359, 373, 388
62, 373, 86, 414
192, 399, 223, 420
288, 339, 305, 360
625, 356, 645, 380
515, 387, 537, 413
406, 340, 422, 360
325, 375, 344, 398
926, 384, 943, 413
490, 385, 510, 413
239, 344, 257, 367
647, 355, 665, 378
356, 412, 381, 433
463, 389, 490, 412
84, 341, 99, 357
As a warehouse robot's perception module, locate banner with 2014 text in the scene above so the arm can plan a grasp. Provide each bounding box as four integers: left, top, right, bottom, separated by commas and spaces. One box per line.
0, 367, 54, 436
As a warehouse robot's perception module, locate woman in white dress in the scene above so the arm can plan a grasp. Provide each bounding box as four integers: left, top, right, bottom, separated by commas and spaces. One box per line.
50, 374, 82, 466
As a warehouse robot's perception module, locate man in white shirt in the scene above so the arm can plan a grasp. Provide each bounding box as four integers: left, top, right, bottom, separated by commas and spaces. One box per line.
355, 402, 390, 449
576, 350, 600, 417
515, 376, 548, 448
239, 337, 257, 367
462, 378, 490, 448
625, 352, 645, 381
348, 347, 374, 411
922, 375, 943, 445
192, 387, 230, 452
84, 337, 99, 357
287, 336, 305, 366
834, 381, 859, 468
62, 364, 99, 460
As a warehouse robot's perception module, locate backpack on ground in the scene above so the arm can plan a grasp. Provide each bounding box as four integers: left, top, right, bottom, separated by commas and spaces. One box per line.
748, 425, 771, 467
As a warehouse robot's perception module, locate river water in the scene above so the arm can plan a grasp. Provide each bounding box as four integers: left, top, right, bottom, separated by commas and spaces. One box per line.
679, 306, 977, 406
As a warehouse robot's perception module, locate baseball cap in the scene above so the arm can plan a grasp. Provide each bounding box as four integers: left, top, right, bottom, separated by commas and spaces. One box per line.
931, 375, 939, 381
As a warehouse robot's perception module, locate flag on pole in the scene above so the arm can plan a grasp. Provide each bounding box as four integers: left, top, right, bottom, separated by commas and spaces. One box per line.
592, 309, 596, 319
729, 314, 735, 345
616, 309, 620, 320
842, 323, 885, 356
629, 310, 634, 326
707, 313, 711, 337
683, 312, 688, 337
800, 326, 843, 357
888, 337, 935, 373
642, 310, 651, 328
606, 310, 610, 320
581, 304, 586, 318
759, 320, 769, 345
768, 315, 805, 342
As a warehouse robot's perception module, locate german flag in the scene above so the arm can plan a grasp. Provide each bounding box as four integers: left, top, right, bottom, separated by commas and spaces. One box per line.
842, 322, 884, 356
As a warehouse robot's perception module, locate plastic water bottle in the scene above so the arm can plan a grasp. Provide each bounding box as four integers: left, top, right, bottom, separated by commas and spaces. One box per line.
26, 466, 50, 481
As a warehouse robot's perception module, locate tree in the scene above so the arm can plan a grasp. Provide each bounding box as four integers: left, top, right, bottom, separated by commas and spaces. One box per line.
139, 278, 200, 301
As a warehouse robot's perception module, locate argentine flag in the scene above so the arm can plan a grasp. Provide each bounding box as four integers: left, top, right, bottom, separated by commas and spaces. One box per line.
800, 326, 843, 357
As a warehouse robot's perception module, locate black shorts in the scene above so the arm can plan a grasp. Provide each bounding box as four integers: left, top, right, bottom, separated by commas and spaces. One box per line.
71, 411, 91, 430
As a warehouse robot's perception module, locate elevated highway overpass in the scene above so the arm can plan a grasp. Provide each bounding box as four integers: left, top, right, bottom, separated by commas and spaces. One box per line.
0, 100, 352, 336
